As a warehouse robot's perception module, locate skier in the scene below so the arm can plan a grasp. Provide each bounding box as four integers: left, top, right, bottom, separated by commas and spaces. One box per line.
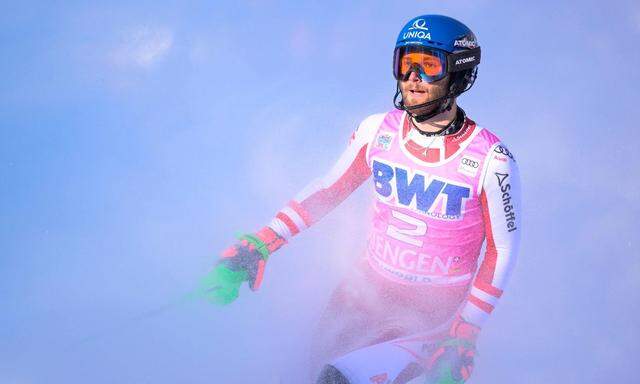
203, 14, 521, 384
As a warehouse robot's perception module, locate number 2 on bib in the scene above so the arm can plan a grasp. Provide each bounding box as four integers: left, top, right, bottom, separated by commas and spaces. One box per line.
385, 210, 427, 247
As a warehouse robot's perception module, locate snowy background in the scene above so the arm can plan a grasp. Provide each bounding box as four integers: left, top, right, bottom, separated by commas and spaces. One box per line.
2, 1, 639, 383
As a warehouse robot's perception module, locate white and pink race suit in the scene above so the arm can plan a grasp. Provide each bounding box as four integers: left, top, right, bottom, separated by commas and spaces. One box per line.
266, 108, 521, 383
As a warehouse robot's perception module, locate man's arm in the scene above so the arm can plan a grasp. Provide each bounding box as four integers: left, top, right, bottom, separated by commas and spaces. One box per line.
267, 114, 385, 240
203, 114, 385, 304
460, 143, 522, 328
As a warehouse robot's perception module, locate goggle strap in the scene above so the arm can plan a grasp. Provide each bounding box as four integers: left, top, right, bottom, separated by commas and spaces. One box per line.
447, 47, 481, 72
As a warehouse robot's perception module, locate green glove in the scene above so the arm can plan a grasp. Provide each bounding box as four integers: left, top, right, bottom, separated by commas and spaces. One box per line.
199, 262, 248, 305
200, 227, 286, 305
427, 316, 480, 383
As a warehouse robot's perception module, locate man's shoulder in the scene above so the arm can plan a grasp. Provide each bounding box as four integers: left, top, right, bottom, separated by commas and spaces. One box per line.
352, 110, 399, 143
460, 115, 518, 164
468, 122, 518, 165
466, 119, 509, 151
357, 110, 396, 131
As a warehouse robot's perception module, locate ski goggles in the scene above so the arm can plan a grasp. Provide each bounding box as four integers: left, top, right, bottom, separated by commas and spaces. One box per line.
393, 45, 481, 83
394, 46, 448, 82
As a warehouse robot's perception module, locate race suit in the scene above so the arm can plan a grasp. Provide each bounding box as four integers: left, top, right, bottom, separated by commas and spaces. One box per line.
266, 108, 521, 383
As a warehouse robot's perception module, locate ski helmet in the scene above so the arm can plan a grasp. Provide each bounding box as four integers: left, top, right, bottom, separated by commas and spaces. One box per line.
393, 15, 481, 122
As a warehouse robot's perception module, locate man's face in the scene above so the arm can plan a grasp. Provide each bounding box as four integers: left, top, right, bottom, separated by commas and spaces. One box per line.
399, 71, 450, 115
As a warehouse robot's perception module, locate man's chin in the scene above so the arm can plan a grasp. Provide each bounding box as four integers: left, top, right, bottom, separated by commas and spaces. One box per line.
404, 99, 439, 115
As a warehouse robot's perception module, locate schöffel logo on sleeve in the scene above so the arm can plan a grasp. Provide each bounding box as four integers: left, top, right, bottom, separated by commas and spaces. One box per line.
495, 172, 517, 232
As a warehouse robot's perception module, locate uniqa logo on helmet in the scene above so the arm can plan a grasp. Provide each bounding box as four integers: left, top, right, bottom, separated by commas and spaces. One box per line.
403, 19, 431, 40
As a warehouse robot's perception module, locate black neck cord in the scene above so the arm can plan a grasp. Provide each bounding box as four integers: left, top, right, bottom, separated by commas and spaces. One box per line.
410, 107, 466, 137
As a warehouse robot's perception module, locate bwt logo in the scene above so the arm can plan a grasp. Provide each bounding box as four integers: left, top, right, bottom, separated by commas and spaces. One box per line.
373, 160, 471, 217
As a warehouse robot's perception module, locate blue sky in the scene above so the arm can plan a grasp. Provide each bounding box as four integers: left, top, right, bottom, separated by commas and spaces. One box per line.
1, 1, 639, 383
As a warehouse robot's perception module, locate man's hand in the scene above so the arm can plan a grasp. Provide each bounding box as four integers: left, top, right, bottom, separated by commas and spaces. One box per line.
427, 316, 480, 383
200, 227, 286, 305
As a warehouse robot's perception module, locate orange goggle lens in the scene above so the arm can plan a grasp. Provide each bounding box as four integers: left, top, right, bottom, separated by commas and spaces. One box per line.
400, 52, 444, 78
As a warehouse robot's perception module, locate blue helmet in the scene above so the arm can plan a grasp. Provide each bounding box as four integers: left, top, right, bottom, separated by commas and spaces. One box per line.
393, 15, 481, 121
395, 15, 479, 54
